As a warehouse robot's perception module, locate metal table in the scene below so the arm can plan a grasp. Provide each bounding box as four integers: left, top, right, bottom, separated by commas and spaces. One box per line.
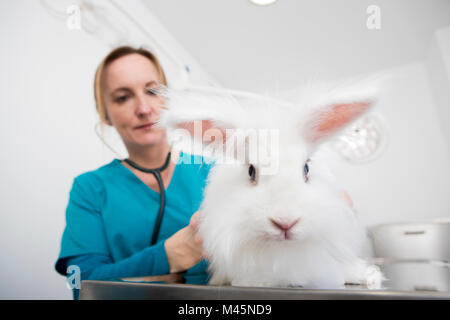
79, 280, 450, 300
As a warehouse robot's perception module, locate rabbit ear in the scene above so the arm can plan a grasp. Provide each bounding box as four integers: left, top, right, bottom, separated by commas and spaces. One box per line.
303, 101, 373, 144
156, 87, 245, 156
301, 82, 379, 147
171, 119, 231, 145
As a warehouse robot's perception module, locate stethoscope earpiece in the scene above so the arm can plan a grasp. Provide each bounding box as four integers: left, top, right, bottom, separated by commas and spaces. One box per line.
94, 122, 125, 159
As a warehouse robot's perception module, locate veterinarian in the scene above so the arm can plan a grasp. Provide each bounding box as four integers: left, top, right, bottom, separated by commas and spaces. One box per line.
54, 46, 214, 299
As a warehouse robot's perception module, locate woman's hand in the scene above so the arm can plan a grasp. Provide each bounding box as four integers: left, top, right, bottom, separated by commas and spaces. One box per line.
164, 210, 206, 274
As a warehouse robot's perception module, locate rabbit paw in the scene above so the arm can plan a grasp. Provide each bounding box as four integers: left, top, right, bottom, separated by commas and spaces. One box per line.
362, 264, 385, 290
344, 261, 385, 289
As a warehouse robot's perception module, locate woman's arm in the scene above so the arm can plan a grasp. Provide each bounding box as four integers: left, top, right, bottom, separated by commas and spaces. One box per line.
66, 211, 205, 281
66, 240, 170, 281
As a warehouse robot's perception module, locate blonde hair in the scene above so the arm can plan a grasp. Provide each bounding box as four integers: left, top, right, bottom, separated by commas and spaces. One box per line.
94, 46, 168, 124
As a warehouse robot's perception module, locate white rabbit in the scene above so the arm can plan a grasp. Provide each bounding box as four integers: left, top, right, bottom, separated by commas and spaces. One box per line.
157, 81, 385, 289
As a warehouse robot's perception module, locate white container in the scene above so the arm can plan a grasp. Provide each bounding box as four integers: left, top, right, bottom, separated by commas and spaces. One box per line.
369, 220, 450, 262
379, 260, 450, 292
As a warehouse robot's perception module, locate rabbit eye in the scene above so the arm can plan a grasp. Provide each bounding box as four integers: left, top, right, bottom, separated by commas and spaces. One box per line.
248, 164, 258, 185
303, 159, 310, 183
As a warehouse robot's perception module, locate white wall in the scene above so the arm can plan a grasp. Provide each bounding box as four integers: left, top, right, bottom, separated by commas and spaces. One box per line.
0, 0, 114, 300
426, 26, 450, 156
334, 61, 450, 229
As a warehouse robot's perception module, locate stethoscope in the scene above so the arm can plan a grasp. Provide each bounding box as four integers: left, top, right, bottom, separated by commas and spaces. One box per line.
94, 123, 173, 246
123, 150, 172, 246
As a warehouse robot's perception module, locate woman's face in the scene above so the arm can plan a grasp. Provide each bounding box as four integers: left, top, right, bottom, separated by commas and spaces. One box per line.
102, 53, 166, 149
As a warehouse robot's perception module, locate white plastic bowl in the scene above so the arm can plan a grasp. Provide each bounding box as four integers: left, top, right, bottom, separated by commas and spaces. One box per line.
379, 260, 450, 292
369, 220, 450, 262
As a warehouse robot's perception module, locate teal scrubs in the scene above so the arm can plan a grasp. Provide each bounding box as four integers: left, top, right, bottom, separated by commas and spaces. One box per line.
55, 151, 214, 285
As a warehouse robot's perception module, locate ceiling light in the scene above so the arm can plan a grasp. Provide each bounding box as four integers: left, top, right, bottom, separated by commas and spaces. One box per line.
249, 0, 278, 6
332, 113, 389, 164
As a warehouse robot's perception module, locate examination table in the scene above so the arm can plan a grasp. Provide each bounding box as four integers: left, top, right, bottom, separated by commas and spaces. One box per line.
79, 280, 450, 300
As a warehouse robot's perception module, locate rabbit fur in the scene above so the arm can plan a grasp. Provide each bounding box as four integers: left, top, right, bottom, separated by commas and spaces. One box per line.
156, 80, 385, 289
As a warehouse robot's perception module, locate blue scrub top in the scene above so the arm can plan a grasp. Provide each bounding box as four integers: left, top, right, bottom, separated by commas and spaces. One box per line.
55, 151, 215, 284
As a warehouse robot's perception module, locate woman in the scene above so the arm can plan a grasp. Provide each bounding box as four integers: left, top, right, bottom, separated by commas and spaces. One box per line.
55, 46, 213, 296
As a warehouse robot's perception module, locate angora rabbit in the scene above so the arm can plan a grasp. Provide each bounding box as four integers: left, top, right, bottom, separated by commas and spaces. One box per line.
157, 81, 384, 289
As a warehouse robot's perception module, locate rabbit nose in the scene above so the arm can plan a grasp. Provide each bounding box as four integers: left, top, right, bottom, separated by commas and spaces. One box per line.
269, 218, 300, 232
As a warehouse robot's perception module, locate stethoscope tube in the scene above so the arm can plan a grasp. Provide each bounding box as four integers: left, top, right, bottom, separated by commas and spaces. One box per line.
124, 150, 172, 246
